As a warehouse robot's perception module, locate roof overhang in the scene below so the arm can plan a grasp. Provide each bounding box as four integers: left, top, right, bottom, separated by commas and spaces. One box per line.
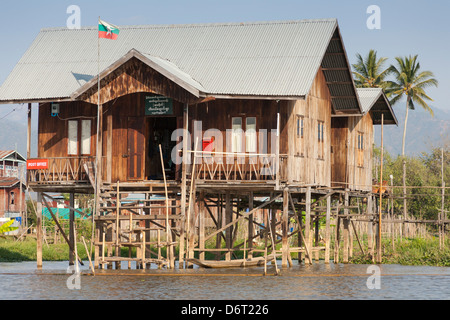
321, 25, 363, 116
356, 88, 398, 125
71, 49, 207, 101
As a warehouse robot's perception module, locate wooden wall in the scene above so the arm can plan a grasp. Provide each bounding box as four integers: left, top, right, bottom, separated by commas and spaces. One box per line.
283, 68, 332, 187
79, 57, 199, 106
330, 112, 374, 192
38, 101, 97, 158
346, 112, 374, 191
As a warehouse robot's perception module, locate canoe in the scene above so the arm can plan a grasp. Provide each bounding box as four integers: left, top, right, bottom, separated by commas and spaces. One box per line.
187, 255, 275, 268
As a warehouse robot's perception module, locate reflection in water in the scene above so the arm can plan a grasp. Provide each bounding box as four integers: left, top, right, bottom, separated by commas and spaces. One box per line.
0, 261, 449, 300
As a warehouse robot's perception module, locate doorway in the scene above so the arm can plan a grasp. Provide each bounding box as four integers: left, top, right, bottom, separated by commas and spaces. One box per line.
146, 117, 177, 180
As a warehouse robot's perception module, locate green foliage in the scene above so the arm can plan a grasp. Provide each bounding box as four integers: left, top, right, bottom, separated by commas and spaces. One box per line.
373, 144, 449, 221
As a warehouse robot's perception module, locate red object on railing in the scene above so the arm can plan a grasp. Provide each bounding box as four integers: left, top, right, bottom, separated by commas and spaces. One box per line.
27, 159, 49, 170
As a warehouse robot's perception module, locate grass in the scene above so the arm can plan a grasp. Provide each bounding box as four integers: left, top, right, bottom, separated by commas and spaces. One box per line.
1, 235, 449, 267
0, 237, 91, 262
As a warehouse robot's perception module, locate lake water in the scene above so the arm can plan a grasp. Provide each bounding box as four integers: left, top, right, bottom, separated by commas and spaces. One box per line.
1, 261, 449, 301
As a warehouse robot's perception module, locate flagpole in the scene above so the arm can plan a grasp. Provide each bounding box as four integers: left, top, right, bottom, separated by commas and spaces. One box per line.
93, 16, 101, 235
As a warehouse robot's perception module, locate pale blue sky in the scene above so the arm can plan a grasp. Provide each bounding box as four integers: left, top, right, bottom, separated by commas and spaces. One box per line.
0, 0, 448, 147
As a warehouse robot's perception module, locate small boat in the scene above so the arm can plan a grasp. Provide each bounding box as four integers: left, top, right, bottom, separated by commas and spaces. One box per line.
187, 255, 276, 268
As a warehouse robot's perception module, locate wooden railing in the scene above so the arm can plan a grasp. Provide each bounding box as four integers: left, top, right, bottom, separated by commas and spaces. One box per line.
190, 151, 286, 182
27, 157, 96, 184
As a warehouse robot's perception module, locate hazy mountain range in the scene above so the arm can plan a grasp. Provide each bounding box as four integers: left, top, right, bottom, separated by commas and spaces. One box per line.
0, 103, 447, 159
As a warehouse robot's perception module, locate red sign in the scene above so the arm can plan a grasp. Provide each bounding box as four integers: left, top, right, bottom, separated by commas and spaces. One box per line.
27, 159, 49, 170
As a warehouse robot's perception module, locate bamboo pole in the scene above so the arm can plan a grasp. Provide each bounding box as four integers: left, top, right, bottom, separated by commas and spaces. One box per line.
159, 144, 172, 268
324, 195, 331, 263
81, 236, 95, 275
186, 138, 199, 266
377, 114, 384, 263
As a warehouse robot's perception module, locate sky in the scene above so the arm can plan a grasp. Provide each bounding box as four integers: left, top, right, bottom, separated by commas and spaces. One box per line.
0, 0, 448, 149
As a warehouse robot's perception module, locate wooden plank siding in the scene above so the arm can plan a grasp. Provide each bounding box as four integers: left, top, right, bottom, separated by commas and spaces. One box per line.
78, 57, 199, 106
331, 112, 374, 192
35, 58, 374, 191
284, 68, 332, 187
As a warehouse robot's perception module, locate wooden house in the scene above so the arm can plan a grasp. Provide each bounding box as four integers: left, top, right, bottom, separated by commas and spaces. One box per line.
0, 19, 397, 268
0, 150, 26, 233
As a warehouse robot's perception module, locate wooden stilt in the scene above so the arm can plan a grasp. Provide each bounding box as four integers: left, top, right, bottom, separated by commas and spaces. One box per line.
36, 193, 43, 269
343, 191, 349, 263
199, 191, 205, 261
248, 192, 254, 259
282, 188, 289, 268
225, 191, 232, 261
305, 186, 312, 264
324, 195, 331, 264
69, 193, 75, 266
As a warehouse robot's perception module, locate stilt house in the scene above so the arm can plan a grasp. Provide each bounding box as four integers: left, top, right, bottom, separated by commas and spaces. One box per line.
0, 19, 397, 268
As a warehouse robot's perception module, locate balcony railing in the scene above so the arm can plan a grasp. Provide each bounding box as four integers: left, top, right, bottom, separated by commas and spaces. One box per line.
27, 157, 95, 184
189, 151, 286, 182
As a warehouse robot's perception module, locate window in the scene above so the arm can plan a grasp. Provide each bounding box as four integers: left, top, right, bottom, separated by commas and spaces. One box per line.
245, 117, 257, 153
318, 121, 325, 159
10, 192, 14, 205
231, 117, 242, 153
296, 115, 304, 156
68, 120, 78, 155
357, 132, 364, 167
68, 119, 92, 155
81, 120, 92, 155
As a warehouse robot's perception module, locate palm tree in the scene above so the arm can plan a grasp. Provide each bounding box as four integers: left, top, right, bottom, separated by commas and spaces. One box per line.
386, 55, 438, 156
352, 49, 391, 89
385, 55, 438, 229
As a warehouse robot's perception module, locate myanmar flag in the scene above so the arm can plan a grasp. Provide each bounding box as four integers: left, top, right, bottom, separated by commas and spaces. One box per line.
98, 19, 120, 40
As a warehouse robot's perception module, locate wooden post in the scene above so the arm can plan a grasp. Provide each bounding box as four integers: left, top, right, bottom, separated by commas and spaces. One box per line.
377, 114, 384, 263
305, 187, 312, 264
367, 195, 374, 260
248, 192, 254, 259
179, 103, 189, 268
225, 191, 232, 261
334, 201, 341, 263
199, 192, 205, 260
324, 195, 331, 263
282, 188, 289, 268
297, 195, 303, 263
159, 144, 172, 268
69, 193, 75, 266
106, 114, 112, 183
115, 181, 120, 269
36, 193, 43, 269
440, 148, 445, 249
343, 191, 349, 263
216, 194, 223, 260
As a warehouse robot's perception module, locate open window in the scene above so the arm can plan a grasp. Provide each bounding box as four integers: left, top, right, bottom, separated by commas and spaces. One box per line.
318, 120, 325, 159
357, 131, 364, 167
296, 115, 304, 156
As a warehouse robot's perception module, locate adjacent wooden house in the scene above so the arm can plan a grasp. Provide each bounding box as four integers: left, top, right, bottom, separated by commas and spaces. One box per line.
0, 19, 397, 268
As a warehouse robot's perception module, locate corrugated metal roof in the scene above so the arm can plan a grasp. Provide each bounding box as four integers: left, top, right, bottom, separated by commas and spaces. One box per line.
0, 19, 340, 103
356, 88, 398, 125
357, 88, 383, 114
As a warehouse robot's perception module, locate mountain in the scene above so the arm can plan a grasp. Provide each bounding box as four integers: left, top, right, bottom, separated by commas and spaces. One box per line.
375, 105, 450, 157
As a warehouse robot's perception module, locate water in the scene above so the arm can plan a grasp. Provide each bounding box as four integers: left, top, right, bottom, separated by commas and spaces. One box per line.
0, 261, 449, 300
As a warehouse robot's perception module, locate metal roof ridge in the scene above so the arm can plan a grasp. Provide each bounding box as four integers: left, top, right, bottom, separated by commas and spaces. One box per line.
39, 18, 338, 32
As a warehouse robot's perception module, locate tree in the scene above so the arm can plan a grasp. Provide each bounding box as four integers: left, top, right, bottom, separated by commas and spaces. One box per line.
386, 55, 438, 156
385, 55, 438, 226
352, 49, 391, 89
